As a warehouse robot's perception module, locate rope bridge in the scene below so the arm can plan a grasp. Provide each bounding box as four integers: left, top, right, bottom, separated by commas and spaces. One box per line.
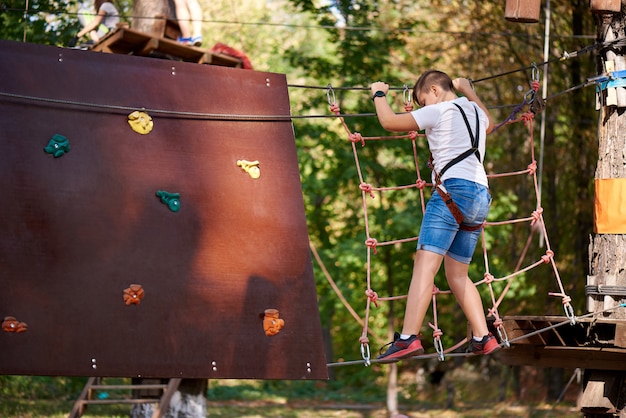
321, 68, 576, 367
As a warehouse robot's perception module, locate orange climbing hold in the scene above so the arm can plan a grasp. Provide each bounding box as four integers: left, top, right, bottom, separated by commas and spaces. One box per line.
263, 309, 285, 336
2, 316, 28, 333
123, 284, 145, 305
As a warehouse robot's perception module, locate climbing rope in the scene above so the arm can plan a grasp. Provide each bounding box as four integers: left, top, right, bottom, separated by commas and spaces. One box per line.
324, 66, 577, 367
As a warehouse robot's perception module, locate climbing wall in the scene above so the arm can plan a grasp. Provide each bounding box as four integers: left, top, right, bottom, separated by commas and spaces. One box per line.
0, 39, 327, 380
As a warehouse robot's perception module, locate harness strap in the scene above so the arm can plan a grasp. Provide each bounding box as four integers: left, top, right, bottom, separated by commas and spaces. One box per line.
431, 103, 484, 232
437, 103, 480, 179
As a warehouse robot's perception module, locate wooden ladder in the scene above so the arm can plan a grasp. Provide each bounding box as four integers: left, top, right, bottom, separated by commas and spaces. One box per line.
69, 377, 181, 418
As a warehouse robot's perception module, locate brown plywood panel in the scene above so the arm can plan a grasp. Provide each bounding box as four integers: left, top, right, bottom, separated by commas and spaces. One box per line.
0, 40, 327, 380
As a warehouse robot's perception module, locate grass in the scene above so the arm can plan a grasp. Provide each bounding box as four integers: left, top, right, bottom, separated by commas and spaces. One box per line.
0, 398, 581, 418
0, 364, 583, 417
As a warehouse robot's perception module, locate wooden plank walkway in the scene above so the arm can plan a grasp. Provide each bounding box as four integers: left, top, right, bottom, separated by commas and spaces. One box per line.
90, 27, 243, 67
497, 315, 626, 370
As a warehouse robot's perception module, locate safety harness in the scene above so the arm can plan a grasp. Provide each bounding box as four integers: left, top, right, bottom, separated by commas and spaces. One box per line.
429, 103, 483, 232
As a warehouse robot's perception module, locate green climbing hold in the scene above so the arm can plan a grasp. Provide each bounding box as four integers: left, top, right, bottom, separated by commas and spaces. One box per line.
156, 190, 181, 212
44, 134, 70, 158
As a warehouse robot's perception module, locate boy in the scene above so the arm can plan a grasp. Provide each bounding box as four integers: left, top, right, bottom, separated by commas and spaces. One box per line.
370, 70, 498, 361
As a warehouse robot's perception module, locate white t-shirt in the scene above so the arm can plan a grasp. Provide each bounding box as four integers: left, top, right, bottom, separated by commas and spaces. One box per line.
98, 2, 120, 33
411, 96, 489, 187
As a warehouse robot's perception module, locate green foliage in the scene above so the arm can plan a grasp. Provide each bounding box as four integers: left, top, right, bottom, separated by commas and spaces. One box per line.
0, 0, 134, 46
0, 375, 86, 400
1, 0, 80, 46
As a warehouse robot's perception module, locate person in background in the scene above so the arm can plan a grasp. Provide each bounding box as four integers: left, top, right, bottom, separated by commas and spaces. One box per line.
74, 0, 120, 44
370, 70, 498, 361
173, 0, 203, 46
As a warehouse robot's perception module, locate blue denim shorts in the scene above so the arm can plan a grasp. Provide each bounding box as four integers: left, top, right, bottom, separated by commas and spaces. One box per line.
417, 178, 491, 264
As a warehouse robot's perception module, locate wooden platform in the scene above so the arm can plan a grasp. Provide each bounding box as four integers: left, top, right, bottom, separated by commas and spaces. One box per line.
90, 27, 243, 67
497, 315, 626, 371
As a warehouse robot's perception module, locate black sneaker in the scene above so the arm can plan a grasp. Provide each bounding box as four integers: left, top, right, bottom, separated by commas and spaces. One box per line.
377, 332, 424, 362
466, 333, 499, 355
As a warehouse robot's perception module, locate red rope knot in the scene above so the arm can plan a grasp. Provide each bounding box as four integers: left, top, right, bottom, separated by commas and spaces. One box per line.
521, 112, 534, 125
404, 104, 414, 112
483, 273, 495, 284
329, 103, 341, 114
429, 323, 443, 339
407, 131, 418, 140
541, 250, 554, 264
488, 307, 501, 320
365, 237, 378, 254
531, 80, 540, 92
527, 160, 537, 175
493, 317, 503, 328
530, 207, 543, 226
349, 132, 365, 147
415, 179, 427, 189
432, 285, 441, 295
365, 289, 379, 307
561, 295, 572, 305
359, 336, 369, 344
360, 182, 375, 198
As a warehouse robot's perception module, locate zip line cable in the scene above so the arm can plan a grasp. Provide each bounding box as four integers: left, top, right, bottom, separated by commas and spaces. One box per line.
288, 36, 624, 95
0, 72, 598, 123
0, 75, 597, 123
1, 18, 607, 119
4, 6, 598, 39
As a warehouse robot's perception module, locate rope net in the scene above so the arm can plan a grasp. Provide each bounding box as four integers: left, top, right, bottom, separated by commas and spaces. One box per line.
325, 73, 575, 366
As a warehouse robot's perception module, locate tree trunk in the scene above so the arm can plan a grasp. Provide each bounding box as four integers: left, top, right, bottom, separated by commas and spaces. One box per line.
587, 7, 626, 319
131, 0, 171, 36
580, 5, 626, 416
130, 379, 207, 418
387, 363, 399, 415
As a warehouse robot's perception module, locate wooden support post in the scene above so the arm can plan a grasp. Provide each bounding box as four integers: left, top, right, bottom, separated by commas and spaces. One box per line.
581, 6, 626, 416
151, 378, 181, 418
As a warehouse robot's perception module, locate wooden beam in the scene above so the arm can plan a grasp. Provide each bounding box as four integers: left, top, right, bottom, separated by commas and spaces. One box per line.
497, 345, 626, 371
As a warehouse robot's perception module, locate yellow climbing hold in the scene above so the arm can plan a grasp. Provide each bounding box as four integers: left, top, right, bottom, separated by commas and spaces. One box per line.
237, 160, 261, 179
128, 110, 154, 135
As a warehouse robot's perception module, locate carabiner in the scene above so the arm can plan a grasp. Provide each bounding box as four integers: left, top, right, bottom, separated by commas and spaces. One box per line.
564, 303, 576, 325
531, 62, 540, 82
403, 84, 412, 106
360, 342, 371, 367
497, 325, 510, 348
433, 337, 445, 362
326, 84, 336, 106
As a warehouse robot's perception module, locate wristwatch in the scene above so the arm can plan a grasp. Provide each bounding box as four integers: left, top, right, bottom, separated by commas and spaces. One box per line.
372, 91, 386, 101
